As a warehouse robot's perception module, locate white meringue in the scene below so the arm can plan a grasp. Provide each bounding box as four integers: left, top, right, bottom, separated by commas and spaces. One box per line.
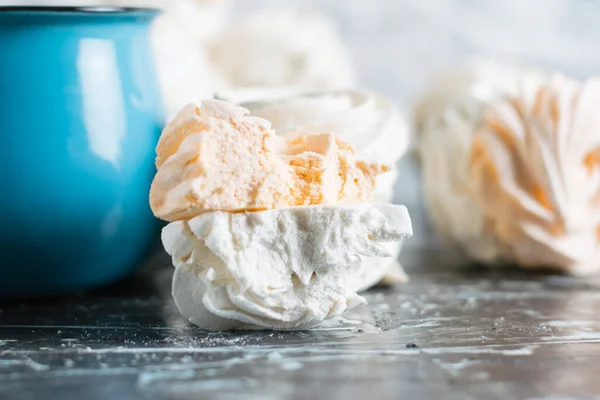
150, 12, 224, 120
208, 9, 356, 91
415, 60, 535, 262
237, 89, 411, 289
148, 0, 231, 119
164, 204, 413, 330
416, 60, 600, 275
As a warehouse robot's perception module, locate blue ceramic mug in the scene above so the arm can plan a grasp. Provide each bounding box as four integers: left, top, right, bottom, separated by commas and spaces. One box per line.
0, 7, 164, 297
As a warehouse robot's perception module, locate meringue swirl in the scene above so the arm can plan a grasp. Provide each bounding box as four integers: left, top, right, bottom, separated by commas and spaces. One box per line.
470, 75, 600, 274
417, 60, 600, 275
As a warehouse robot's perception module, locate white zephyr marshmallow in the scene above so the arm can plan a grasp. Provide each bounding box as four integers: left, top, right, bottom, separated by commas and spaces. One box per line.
238, 89, 411, 289
415, 60, 546, 262
416, 59, 600, 275
208, 9, 356, 91
164, 204, 412, 330
144, 0, 231, 119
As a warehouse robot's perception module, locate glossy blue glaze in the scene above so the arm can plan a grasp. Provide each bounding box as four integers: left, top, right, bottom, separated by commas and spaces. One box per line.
0, 8, 164, 297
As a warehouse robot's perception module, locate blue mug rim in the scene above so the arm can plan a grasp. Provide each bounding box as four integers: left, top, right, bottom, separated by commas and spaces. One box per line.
0, 6, 160, 15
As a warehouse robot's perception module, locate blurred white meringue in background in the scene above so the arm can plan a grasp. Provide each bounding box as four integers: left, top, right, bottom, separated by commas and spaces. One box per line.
149, 4, 226, 119
415, 59, 600, 275
209, 9, 357, 92
415, 60, 546, 263
230, 89, 410, 290
109, 0, 232, 119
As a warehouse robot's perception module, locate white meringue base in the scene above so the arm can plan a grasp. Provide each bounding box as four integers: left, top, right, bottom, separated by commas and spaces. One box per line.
164, 204, 412, 330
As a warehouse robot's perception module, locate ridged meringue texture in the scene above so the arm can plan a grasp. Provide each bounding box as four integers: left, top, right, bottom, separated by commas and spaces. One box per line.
416, 60, 600, 275
150, 100, 388, 222
208, 9, 356, 91
164, 204, 412, 330
235, 89, 411, 289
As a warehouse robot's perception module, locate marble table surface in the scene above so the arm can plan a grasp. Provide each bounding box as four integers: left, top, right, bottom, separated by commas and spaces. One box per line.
1, 157, 600, 400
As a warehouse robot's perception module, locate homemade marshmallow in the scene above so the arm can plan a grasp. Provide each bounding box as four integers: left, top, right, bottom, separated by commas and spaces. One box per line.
416, 60, 600, 275
151, 99, 413, 330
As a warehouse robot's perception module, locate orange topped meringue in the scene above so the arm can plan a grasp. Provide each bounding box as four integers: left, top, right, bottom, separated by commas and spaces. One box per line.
150, 100, 389, 221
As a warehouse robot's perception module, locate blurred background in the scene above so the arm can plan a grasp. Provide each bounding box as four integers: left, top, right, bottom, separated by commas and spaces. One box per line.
5, 0, 600, 108
233, 0, 600, 108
